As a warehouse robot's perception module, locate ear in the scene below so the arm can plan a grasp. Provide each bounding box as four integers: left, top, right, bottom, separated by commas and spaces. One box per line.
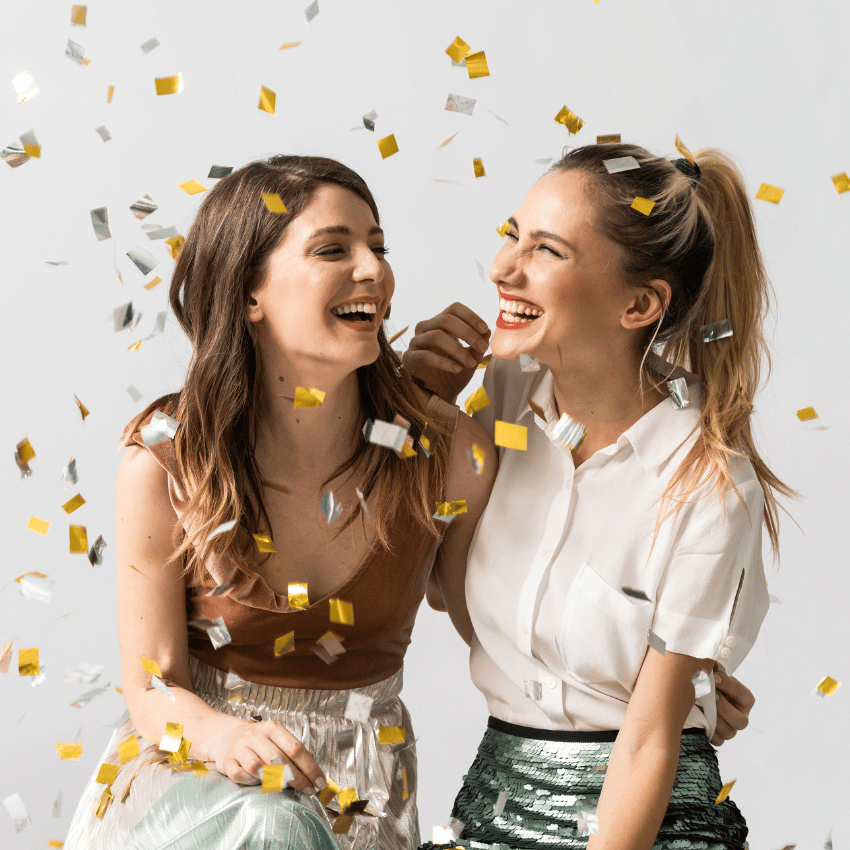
621, 278, 671, 330
246, 290, 264, 324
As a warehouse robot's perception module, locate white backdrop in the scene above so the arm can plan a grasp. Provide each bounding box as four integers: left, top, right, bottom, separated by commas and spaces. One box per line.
2, 0, 848, 847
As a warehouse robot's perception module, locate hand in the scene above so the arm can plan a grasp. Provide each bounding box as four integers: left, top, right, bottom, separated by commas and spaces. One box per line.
710, 669, 755, 746
209, 719, 327, 793
403, 303, 491, 403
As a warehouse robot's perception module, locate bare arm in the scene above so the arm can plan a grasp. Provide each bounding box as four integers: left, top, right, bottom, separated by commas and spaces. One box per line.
116, 446, 325, 791
587, 648, 713, 850
428, 412, 498, 645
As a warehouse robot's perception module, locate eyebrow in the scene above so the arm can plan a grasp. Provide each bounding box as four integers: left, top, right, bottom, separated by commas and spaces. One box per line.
308, 225, 384, 238
508, 217, 577, 255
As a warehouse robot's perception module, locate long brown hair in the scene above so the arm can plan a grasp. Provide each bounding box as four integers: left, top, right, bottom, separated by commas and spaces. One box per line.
551, 143, 793, 552
124, 155, 450, 581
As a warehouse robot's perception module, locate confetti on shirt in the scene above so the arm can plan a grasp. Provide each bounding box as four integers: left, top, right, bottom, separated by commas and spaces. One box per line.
95, 763, 120, 785
377, 134, 399, 159
274, 631, 295, 657
329, 598, 355, 625
701, 319, 733, 343
344, 691, 374, 723
668, 377, 691, 409
294, 386, 326, 407
646, 628, 667, 656
378, 726, 406, 744
253, 534, 276, 553
464, 386, 490, 416
160, 721, 184, 752
554, 105, 584, 134
631, 196, 655, 215
445, 36, 471, 63
465, 50, 490, 78
551, 413, 586, 453
621, 586, 652, 604
117, 735, 139, 763
519, 353, 539, 372
288, 582, 310, 611
494, 420, 527, 451
140, 410, 180, 446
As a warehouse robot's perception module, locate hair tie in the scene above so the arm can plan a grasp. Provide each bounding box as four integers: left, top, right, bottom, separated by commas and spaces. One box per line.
674, 158, 701, 181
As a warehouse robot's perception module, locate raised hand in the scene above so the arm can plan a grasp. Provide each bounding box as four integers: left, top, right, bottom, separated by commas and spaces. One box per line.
710, 669, 755, 746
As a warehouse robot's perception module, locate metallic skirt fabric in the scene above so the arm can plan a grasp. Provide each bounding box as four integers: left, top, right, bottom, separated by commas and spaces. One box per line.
418, 719, 747, 850
63, 657, 420, 849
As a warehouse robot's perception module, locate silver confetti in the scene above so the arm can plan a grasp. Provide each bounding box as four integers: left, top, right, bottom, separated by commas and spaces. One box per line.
140, 410, 180, 447
320, 490, 343, 523
1, 144, 28, 169
205, 616, 232, 650
64, 663, 104, 683
3, 793, 31, 833
691, 669, 712, 698
646, 628, 667, 656
577, 809, 599, 836
127, 245, 159, 275
524, 679, 542, 700
363, 110, 378, 131
208, 165, 233, 178
519, 353, 539, 372
445, 93, 476, 116
336, 729, 355, 750
146, 225, 179, 240
126, 385, 143, 403
31, 665, 47, 687
488, 110, 510, 126
701, 319, 733, 343
474, 258, 487, 282
304, 0, 319, 23
88, 534, 107, 566
551, 413, 586, 453
151, 675, 175, 700
363, 418, 408, 451
467, 445, 484, 476
71, 682, 111, 707
825, 830, 833, 850
65, 39, 85, 64
114, 301, 135, 331
53, 790, 62, 818
19, 574, 55, 604
130, 194, 157, 219
14, 450, 32, 477
90, 207, 111, 240
343, 692, 374, 724
355, 487, 371, 517
62, 457, 79, 487
151, 310, 166, 335
667, 377, 691, 409
45, 260, 70, 266
95, 125, 112, 142
140, 37, 160, 54
207, 519, 238, 541
206, 582, 235, 597
621, 585, 652, 604
603, 155, 640, 174
493, 790, 508, 816
534, 157, 553, 166
768, 594, 782, 604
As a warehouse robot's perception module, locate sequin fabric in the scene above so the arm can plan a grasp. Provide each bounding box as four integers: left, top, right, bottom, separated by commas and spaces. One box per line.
419, 724, 747, 850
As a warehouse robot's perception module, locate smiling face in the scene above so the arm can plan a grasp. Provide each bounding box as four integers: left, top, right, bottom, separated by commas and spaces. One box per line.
489, 169, 643, 369
248, 183, 394, 374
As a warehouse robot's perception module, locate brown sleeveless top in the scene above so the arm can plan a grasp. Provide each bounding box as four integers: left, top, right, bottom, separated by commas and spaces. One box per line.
123, 394, 460, 690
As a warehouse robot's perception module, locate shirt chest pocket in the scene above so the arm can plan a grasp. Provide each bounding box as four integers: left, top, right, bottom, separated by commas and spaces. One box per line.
557, 563, 655, 691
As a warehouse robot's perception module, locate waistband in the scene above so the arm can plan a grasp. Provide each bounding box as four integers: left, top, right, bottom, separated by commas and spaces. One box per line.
487, 716, 708, 743
189, 655, 404, 716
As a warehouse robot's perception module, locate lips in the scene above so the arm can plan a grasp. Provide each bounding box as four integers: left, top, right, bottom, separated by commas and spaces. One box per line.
496, 294, 543, 330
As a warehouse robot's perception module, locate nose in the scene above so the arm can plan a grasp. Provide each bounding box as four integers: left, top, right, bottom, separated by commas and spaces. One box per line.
489, 238, 521, 288
352, 244, 385, 283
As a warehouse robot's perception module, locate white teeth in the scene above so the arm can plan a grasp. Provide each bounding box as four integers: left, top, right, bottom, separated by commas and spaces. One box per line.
499, 298, 543, 320
331, 303, 379, 316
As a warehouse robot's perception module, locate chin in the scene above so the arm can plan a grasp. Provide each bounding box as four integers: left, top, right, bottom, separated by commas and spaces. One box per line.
490, 329, 527, 361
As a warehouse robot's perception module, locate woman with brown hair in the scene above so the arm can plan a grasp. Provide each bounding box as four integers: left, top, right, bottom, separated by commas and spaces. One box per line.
407, 142, 788, 849
62, 155, 497, 849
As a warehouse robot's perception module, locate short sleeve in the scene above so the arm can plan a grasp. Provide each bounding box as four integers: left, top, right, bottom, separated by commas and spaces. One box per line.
651, 474, 769, 676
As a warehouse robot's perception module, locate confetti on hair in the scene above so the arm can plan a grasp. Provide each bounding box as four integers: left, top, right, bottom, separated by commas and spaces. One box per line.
464, 386, 490, 416
755, 183, 784, 204
445, 36, 471, 63
465, 50, 490, 78
253, 534, 276, 553
604, 155, 640, 174
261, 192, 287, 213
631, 196, 655, 215
554, 105, 584, 134
207, 519, 237, 541
700, 319, 733, 342
675, 135, 695, 164
363, 418, 408, 451
208, 165, 233, 178
94, 786, 113, 819
668, 377, 691, 409
377, 134, 399, 158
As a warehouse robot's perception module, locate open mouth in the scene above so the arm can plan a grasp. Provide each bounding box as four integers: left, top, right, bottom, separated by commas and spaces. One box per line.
497, 296, 543, 329
330, 303, 379, 324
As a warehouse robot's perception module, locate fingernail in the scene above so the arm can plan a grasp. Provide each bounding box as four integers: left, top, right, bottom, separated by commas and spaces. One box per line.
715, 692, 720, 701
314, 777, 327, 791
305, 785, 318, 796
475, 339, 488, 352
465, 355, 477, 368
451, 363, 462, 372
477, 322, 488, 333
714, 673, 722, 685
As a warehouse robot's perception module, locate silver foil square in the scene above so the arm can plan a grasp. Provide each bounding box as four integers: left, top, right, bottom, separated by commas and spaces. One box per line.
667, 377, 691, 409
603, 155, 640, 174
95, 125, 112, 142
362, 110, 378, 131
208, 165, 233, 178
66, 39, 85, 64
524, 679, 542, 700
140, 37, 160, 54
445, 93, 476, 116
304, 0, 319, 23
701, 319, 733, 343
130, 194, 158, 219
127, 245, 159, 275
90, 207, 111, 240
551, 413, 586, 453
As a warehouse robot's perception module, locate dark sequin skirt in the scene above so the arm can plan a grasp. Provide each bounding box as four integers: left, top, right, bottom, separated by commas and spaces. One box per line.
419, 718, 747, 850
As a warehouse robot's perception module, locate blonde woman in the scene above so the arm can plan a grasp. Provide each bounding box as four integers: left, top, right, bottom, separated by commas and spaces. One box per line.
406, 143, 787, 850
63, 155, 497, 850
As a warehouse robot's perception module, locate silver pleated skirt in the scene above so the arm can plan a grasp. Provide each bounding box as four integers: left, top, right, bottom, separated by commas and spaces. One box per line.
63, 657, 420, 850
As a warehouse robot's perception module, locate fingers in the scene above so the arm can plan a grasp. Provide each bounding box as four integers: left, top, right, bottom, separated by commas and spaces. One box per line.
716, 689, 749, 734
265, 723, 327, 794
715, 671, 755, 713
711, 712, 738, 746
411, 311, 490, 358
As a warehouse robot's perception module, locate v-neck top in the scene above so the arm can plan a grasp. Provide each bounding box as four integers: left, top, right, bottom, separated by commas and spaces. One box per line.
123, 393, 459, 689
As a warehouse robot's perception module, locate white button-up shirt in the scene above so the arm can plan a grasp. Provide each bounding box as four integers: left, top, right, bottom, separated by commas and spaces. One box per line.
466, 356, 769, 737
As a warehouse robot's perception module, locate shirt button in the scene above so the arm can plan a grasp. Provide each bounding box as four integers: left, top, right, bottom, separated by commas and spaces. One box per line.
725, 636, 736, 648
521, 623, 529, 635
547, 678, 557, 689
719, 647, 731, 659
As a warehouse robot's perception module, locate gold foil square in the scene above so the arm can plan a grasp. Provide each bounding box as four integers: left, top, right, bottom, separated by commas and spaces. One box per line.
554, 106, 584, 134
796, 407, 818, 421
253, 534, 277, 553
27, 516, 50, 535
755, 183, 784, 204
117, 735, 139, 763
435, 500, 467, 518
179, 179, 206, 195
154, 74, 183, 95
258, 85, 276, 115
262, 765, 284, 792
96, 763, 120, 785
107, 85, 114, 103
56, 742, 83, 760
494, 421, 527, 451
631, 196, 655, 215
94, 786, 113, 819
23, 144, 41, 158
16, 438, 36, 464
288, 582, 309, 610
274, 631, 295, 657
140, 656, 162, 678
377, 726, 406, 744
714, 779, 736, 804
464, 386, 490, 416
69, 525, 88, 553
815, 675, 841, 697
144, 276, 162, 291
496, 220, 509, 237
160, 722, 184, 752
473, 157, 485, 178
465, 50, 490, 79
71, 5, 87, 25
333, 814, 353, 835
262, 192, 287, 213
329, 598, 354, 625
19, 648, 39, 676
62, 494, 86, 514
294, 386, 326, 407
597, 134, 621, 144
445, 36, 470, 63
165, 235, 184, 260
832, 172, 850, 194
377, 134, 399, 159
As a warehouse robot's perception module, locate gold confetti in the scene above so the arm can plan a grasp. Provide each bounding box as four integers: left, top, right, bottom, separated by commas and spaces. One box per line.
62, 494, 86, 514
71, 5, 87, 25
96, 763, 120, 785
755, 183, 785, 204
117, 735, 139, 763
294, 386, 326, 407
473, 157, 486, 178
675, 134, 695, 164
261, 192, 287, 213
16, 437, 35, 464
333, 814, 354, 835
165, 235, 184, 260
75, 395, 90, 420
329, 598, 354, 625
465, 50, 490, 79
69, 525, 88, 553
253, 533, 276, 553
19, 647, 39, 676
338, 788, 358, 809
317, 778, 342, 807
464, 386, 490, 416
168, 737, 191, 765
47, 842, 65, 848
388, 325, 409, 344
56, 742, 83, 760
23, 144, 41, 158
274, 631, 295, 657
107, 85, 114, 103
378, 726, 406, 744
258, 85, 276, 115
115, 686, 123, 694
94, 785, 113, 819
832, 172, 850, 194
554, 105, 584, 135
597, 133, 621, 144
496, 220, 510, 237
494, 420, 528, 451
435, 500, 467, 518
154, 73, 183, 95
288, 581, 309, 610
631, 196, 655, 216
815, 675, 841, 697
445, 36, 470, 63
436, 132, 459, 150
796, 407, 818, 421
144, 276, 162, 291
140, 656, 162, 678
279, 41, 302, 50
160, 722, 184, 752
262, 764, 285, 792
477, 353, 493, 369
185, 760, 209, 775
179, 179, 206, 195
127, 341, 142, 351
0, 642, 12, 674
377, 134, 399, 159
28, 516, 50, 535
714, 779, 736, 804
469, 442, 486, 475
401, 767, 409, 800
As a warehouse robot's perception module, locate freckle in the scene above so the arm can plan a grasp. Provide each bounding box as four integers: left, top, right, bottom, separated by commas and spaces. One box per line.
296, 419, 300, 424
278, 376, 284, 381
